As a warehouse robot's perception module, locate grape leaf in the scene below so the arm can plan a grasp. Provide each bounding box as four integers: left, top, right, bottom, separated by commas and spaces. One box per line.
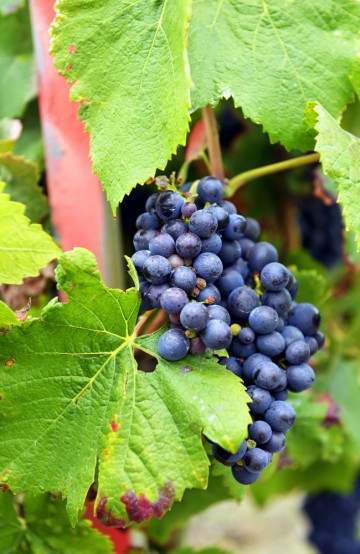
0, 493, 114, 553
306, 103, 360, 250
50, 0, 191, 212
0, 300, 19, 328
0, 153, 49, 223
0, 5, 36, 118
188, 0, 360, 151
0, 248, 251, 527
0, 184, 61, 285
290, 268, 328, 306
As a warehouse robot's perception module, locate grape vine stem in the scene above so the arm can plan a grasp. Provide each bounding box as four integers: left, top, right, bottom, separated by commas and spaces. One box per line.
228, 153, 320, 195
202, 105, 225, 180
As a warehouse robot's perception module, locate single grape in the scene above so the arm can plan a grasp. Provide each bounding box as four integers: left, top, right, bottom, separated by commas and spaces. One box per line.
276, 317, 285, 332
243, 353, 271, 381
227, 286, 260, 321
218, 356, 243, 377
193, 252, 223, 283
145, 193, 158, 213
261, 289, 292, 317
222, 214, 247, 240
213, 439, 247, 467
260, 431, 286, 453
207, 304, 231, 325
162, 219, 189, 240
285, 340, 311, 365
176, 232, 202, 259
244, 217, 261, 240
196, 284, 221, 304
304, 336, 319, 355
139, 281, 152, 312
286, 272, 298, 299
136, 212, 161, 230
265, 401, 296, 433
197, 176, 224, 204
260, 262, 289, 291
288, 303, 321, 335
180, 302, 209, 332
238, 327, 256, 344
230, 339, 257, 359
281, 325, 305, 348
189, 209, 218, 238
133, 229, 158, 251
314, 331, 325, 349
160, 287, 189, 314
158, 329, 189, 361
239, 238, 255, 259
171, 266, 197, 292
215, 268, 244, 298
247, 241, 278, 273
181, 202, 197, 218
207, 205, 230, 231
201, 319, 233, 350
231, 257, 250, 280
147, 283, 169, 308
218, 240, 242, 265
168, 254, 184, 269
246, 385, 273, 414
156, 191, 184, 221
131, 249, 150, 271
248, 306, 279, 335
287, 363, 315, 392
217, 200, 237, 214
232, 465, 260, 484
256, 331, 285, 357
142, 255, 171, 284
244, 447, 269, 473
249, 421, 272, 444
149, 233, 175, 257
190, 337, 207, 355
272, 389, 289, 401
200, 233, 222, 254
253, 360, 284, 390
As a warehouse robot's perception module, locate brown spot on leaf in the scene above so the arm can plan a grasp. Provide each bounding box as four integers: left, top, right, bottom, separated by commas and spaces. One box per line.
66, 64, 72, 71
0, 484, 9, 492
121, 481, 175, 523
69, 44, 75, 54
5, 359, 14, 367
111, 421, 118, 432
180, 365, 193, 374
96, 497, 126, 528
67, 283, 76, 292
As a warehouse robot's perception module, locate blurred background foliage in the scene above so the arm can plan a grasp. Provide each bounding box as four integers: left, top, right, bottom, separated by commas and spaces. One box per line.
1, 1, 360, 553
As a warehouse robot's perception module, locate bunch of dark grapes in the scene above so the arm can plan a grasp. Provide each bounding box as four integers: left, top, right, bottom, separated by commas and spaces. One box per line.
298, 197, 344, 268
132, 175, 324, 486
303, 476, 360, 554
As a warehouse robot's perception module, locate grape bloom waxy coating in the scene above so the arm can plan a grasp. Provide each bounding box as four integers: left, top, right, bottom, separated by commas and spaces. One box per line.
132, 175, 323, 487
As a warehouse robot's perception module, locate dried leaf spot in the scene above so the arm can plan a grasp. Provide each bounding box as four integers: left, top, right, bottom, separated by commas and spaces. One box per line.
5, 359, 15, 367
0, 484, 9, 492
121, 481, 175, 523
96, 497, 126, 528
180, 365, 193, 374
111, 421, 118, 432
66, 64, 72, 71
68, 44, 75, 54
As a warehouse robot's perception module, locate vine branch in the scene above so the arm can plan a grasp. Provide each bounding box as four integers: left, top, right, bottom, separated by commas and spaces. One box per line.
228, 152, 320, 195
202, 105, 225, 180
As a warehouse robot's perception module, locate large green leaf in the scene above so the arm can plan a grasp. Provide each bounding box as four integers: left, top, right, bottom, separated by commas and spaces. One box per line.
307, 103, 360, 249
0, 184, 60, 285
0, 5, 36, 118
0, 153, 49, 223
188, 0, 360, 151
0, 249, 251, 526
0, 493, 113, 553
51, 0, 191, 212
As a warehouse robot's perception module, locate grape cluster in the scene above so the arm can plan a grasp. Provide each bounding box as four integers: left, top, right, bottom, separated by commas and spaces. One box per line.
299, 197, 344, 268
304, 478, 360, 554
132, 176, 324, 485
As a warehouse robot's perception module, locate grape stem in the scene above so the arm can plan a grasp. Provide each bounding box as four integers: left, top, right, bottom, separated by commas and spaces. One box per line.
228, 152, 320, 195
202, 105, 225, 180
